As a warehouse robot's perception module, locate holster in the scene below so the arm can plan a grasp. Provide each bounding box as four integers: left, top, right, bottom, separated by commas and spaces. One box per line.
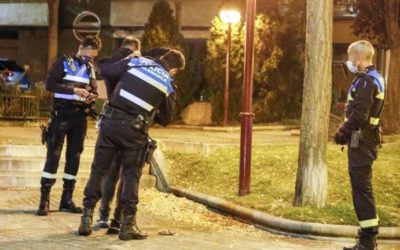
40, 124, 48, 146
362, 126, 383, 148
144, 138, 157, 164
350, 129, 362, 148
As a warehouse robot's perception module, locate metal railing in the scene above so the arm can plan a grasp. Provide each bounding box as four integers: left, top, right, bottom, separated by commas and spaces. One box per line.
0, 94, 40, 120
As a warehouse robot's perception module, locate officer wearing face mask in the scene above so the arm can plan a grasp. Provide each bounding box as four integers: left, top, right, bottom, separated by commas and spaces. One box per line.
334, 40, 385, 250
36, 36, 102, 216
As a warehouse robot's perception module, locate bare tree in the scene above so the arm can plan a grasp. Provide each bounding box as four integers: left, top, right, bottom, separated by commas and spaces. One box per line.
294, 0, 333, 208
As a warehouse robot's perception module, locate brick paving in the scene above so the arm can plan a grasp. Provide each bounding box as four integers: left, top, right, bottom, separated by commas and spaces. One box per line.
0, 188, 399, 250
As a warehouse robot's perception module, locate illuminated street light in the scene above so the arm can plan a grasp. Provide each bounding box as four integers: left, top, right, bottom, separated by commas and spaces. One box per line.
220, 9, 241, 24
219, 9, 241, 126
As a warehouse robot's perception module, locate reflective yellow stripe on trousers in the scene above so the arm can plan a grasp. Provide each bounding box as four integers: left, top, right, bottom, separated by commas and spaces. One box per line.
359, 217, 379, 228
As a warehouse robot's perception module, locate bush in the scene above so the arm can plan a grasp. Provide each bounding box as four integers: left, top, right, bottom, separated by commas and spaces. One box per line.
205, 0, 306, 123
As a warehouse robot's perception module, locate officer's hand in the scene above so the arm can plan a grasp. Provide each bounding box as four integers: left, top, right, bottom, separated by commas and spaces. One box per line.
334, 131, 348, 145
74, 88, 90, 98
85, 93, 97, 104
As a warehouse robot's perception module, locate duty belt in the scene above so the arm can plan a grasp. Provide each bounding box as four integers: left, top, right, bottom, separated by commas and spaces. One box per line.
52, 107, 88, 117
101, 105, 150, 133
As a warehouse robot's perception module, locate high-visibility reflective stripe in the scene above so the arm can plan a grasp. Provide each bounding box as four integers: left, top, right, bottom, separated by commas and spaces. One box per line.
42, 172, 57, 179
359, 217, 379, 228
54, 93, 85, 102
128, 68, 169, 95
347, 94, 353, 101
63, 74, 90, 84
63, 173, 77, 180
119, 89, 154, 111
370, 117, 380, 125
375, 92, 384, 100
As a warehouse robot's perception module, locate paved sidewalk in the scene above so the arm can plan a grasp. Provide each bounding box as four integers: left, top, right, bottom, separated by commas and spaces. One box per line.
3, 188, 396, 250
0, 123, 299, 146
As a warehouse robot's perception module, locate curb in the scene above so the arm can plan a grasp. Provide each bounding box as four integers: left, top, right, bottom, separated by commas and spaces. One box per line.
150, 148, 400, 240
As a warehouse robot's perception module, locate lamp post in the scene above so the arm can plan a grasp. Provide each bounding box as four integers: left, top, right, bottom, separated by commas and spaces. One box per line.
239, 0, 256, 196
220, 10, 241, 127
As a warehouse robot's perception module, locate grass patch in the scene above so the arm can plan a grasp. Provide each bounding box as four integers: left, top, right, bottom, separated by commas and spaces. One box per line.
166, 142, 400, 226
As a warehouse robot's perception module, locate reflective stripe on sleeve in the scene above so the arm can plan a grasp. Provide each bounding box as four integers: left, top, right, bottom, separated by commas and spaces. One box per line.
54, 93, 85, 102
375, 92, 384, 100
369, 117, 380, 125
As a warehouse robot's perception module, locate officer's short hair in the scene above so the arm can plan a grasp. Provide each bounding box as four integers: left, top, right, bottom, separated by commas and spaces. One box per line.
348, 40, 375, 60
81, 36, 102, 50
121, 36, 141, 51
160, 49, 186, 71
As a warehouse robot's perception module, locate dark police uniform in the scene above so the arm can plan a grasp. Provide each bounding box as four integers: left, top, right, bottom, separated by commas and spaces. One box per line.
38, 55, 97, 215
95, 48, 172, 230
95, 48, 131, 226
79, 56, 175, 238
337, 66, 385, 240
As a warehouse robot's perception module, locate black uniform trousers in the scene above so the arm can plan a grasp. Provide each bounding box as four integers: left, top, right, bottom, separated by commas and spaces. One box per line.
41, 110, 87, 189
348, 138, 379, 236
83, 118, 147, 215
100, 153, 123, 220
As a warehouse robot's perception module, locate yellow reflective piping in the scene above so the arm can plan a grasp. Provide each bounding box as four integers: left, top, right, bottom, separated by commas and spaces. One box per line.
375, 92, 384, 100
370, 117, 380, 125
347, 94, 354, 101
359, 217, 379, 228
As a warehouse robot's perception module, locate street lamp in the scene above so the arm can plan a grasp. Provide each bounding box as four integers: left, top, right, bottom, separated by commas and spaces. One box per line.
239, 0, 256, 196
219, 9, 241, 126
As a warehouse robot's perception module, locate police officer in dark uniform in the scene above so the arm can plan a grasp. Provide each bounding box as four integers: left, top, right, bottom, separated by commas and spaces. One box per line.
36, 36, 102, 216
94, 36, 172, 233
334, 40, 384, 250
94, 36, 142, 230
78, 49, 185, 241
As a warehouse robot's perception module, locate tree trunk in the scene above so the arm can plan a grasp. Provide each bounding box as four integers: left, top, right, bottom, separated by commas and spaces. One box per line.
294, 0, 332, 208
47, 0, 59, 70
174, 0, 182, 32
382, 46, 400, 134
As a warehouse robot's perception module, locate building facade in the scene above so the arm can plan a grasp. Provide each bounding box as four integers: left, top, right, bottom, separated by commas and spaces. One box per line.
0, 0, 375, 87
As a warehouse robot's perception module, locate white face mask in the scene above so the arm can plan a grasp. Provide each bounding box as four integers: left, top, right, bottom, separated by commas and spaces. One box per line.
346, 60, 359, 74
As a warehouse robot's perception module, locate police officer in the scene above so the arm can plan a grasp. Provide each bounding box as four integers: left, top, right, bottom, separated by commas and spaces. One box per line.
96, 41, 173, 234
36, 36, 102, 216
78, 49, 185, 241
95, 36, 142, 230
334, 40, 384, 250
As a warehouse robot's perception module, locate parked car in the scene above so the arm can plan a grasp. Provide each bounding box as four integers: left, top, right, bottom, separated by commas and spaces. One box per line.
0, 58, 30, 89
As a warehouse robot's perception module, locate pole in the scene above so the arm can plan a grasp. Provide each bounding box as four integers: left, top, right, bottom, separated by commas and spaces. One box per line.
47, 0, 59, 70
223, 23, 232, 127
239, 0, 256, 196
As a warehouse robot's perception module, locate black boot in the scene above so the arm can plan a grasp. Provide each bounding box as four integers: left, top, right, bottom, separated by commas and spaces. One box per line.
95, 209, 109, 229
36, 188, 50, 216
59, 180, 82, 213
107, 205, 122, 234
344, 232, 378, 250
118, 212, 148, 241
344, 227, 379, 250
78, 208, 93, 236
107, 219, 121, 234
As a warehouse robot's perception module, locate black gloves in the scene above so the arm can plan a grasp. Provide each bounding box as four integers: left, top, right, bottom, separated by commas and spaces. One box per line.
334, 123, 352, 145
